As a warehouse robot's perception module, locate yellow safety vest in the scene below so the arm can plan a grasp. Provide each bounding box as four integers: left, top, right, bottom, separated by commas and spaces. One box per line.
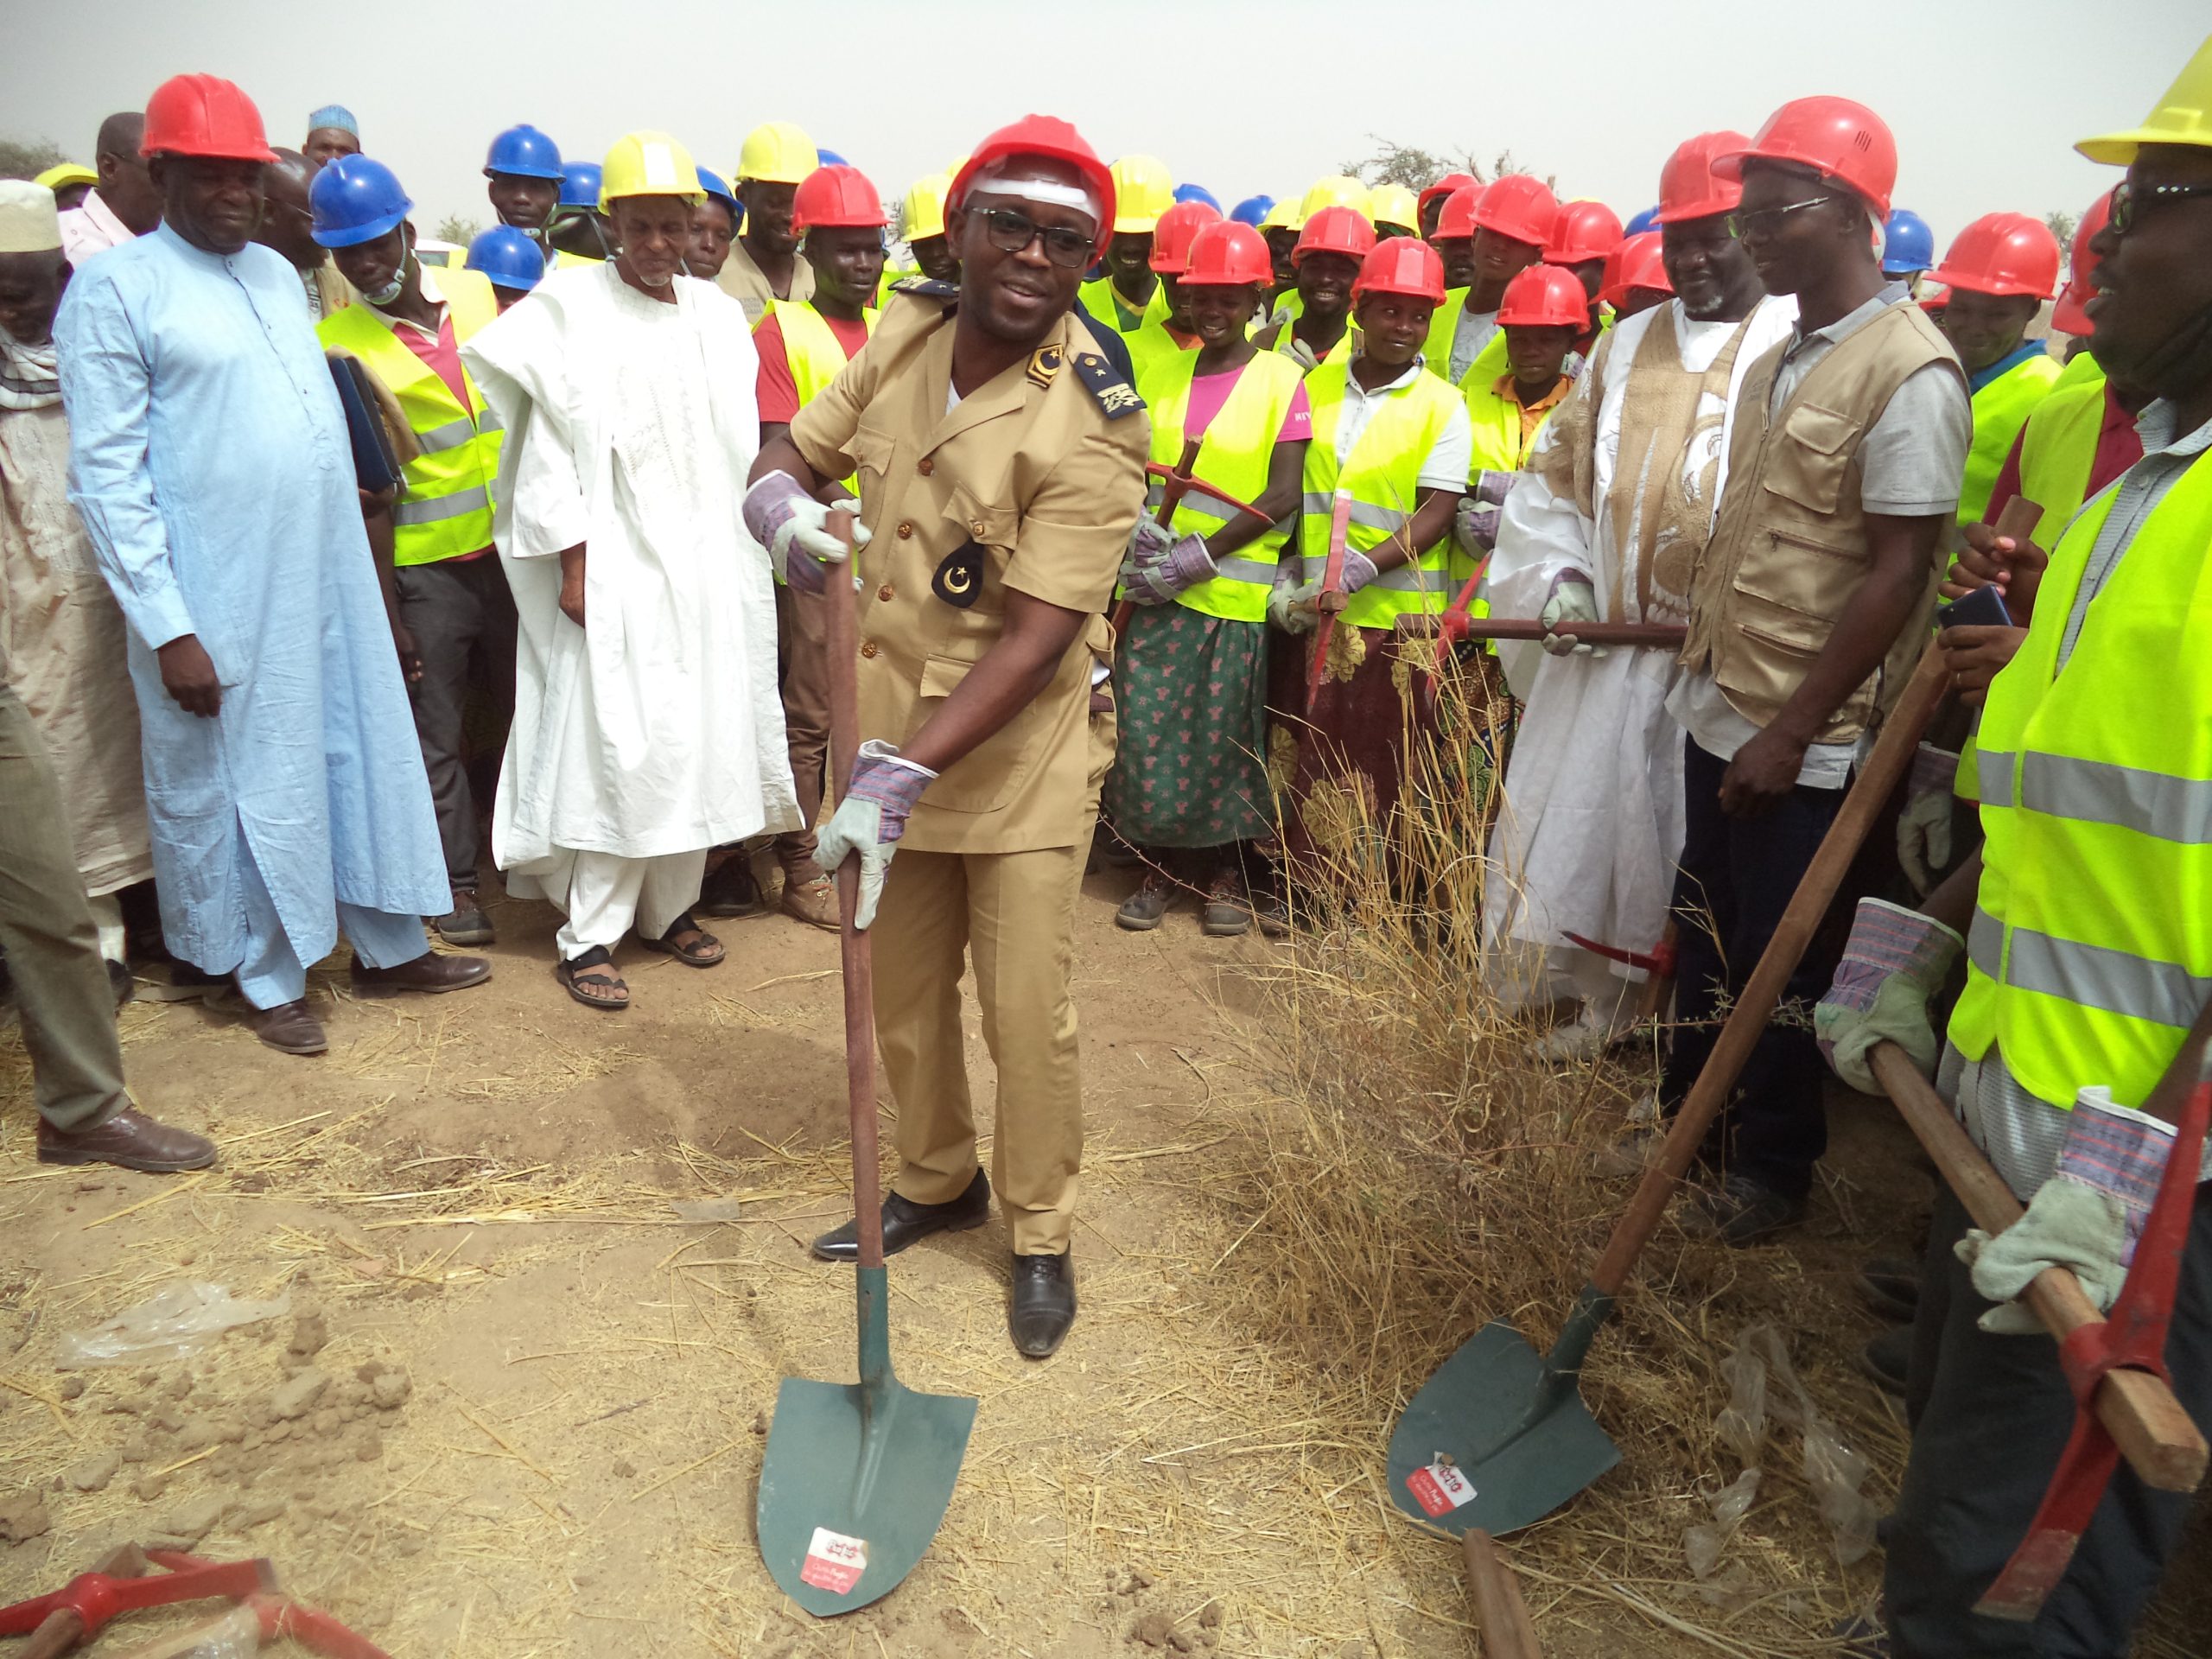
1422, 289, 1504, 381
1961, 351, 2064, 526
1079, 275, 1167, 338
316, 269, 503, 567
1141, 352, 1306, 623
766, 298, 877, 409
2015, 352, 2113, 539
1949, 445, 2212, 1109
1300, 356, 1465, 630
1460, 372, 1562, 481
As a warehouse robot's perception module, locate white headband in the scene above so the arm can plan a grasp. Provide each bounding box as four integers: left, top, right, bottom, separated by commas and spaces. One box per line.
963, 160, 1102, 227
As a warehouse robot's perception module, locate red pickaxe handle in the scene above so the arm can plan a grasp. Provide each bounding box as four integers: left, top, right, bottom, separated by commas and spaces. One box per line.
1431, 562, 1490, 669
1306, 489, 1354, 702
147, 1551, 395, 1659
1562, 930, 1677, 977
1110, 436, 1205, 637
0, 1560, 274, 1641
1141, 460, 1271, 527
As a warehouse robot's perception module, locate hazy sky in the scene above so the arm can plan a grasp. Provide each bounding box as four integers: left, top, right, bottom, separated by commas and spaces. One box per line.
8, 3, 2203, 247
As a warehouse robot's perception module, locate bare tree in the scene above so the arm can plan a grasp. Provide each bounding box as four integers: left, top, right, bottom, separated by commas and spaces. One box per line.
433, 213, 483, 247
1338, 137, 1554, 193
0, 136, 68, 181
2044, 208, 2080, 254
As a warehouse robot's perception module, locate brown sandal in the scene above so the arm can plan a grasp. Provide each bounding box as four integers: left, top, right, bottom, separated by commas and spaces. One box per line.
639, 911, 725, 968
556, 945, 630, 1009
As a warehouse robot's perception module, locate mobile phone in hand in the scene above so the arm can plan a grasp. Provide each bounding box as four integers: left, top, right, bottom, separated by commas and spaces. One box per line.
1936, 584, 2012, 630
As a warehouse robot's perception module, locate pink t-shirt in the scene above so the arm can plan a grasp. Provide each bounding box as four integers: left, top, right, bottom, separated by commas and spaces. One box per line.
1186, 363, 1313, 446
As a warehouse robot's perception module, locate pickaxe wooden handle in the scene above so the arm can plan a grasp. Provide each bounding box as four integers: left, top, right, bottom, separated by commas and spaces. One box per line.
1305, 489, 1354, 702
1109, 436, 1204, 637
1395, 615, 1688, 648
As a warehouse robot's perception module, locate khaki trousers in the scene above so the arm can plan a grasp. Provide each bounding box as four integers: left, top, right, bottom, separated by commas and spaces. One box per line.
873, 840, 1090, 1255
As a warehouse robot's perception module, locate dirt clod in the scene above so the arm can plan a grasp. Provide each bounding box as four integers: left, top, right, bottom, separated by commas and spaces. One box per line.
231, 1497, 286, 1529
369, 1367, 412, 1410
1128, 1611, 1192, 1652
289, 1308, 329, 1357
56, 1376, 86, 1402
0, 1493, 52, 1543
162, 1493, 227, 1543
65, 1452, 120, 1493
270, 1368, 329, 1421
130, 1471, 168, 1503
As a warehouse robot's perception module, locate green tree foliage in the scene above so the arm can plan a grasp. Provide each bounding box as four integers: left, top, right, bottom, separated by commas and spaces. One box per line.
0, 136, 68, 181
433, 213, 483, 247
2044, 208, 2079, 255
1338, 138, 1554, 194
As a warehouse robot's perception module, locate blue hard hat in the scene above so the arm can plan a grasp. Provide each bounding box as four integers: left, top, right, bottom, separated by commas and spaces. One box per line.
815, 147, 849, 168
465, 225, 547, 293
1173, 182, 1220, 209
696, 165, 740, 213
1230, 194, 1274, 227
1883, 207, 1935, 275
1624, 205, 1661, 236
559, 162, 602, 209
309, 154, 412, 248
483, 123, 563, 181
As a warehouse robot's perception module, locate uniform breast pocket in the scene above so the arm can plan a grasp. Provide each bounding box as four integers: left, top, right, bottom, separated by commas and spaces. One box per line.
1763, 402, 1860, 516
911, 652, 1039, 814
849, 426, 899, 512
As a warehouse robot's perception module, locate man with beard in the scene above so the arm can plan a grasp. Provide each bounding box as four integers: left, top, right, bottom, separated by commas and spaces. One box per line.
745, 116, 1147, 1359
1483, 132, 1796, 1064
716, 121, 817, 324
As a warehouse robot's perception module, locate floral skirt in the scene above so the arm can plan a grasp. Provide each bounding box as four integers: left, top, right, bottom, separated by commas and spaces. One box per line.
1103, 603, 1274, 848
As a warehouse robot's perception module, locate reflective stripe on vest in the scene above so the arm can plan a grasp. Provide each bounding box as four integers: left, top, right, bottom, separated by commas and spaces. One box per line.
1960, 351, 2063, 526
1948, 445, 2212, 1109
2016, 354, 2111, 538
1138, 352, 1306, 622
315, 267, 502, 567
1300, 356, 1465, 629
1078, 275, 1166, 338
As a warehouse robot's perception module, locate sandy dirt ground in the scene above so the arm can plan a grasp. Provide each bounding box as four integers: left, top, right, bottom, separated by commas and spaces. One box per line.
0, 866, 2201, 1656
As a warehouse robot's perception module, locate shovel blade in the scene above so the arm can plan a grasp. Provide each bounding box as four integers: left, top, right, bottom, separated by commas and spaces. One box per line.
757, 1370, 977, 1617
1386, 1320, 1620, 1536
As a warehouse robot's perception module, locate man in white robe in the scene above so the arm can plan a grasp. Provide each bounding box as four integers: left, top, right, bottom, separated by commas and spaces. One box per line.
1482, 133, 1796, 1057
461, 132, 798, 1010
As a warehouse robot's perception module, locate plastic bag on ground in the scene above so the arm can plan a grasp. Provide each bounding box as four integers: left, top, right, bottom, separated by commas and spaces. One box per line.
56, 1281, 292, 1369
1684, 1466, 1762, 1580
1717, 1323, 1879, 1567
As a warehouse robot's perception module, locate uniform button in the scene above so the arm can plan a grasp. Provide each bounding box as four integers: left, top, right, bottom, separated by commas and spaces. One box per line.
860, 640, 880, 659
877, 584, 895, 602
917, 458, 934, 476
897, 522, 914, 540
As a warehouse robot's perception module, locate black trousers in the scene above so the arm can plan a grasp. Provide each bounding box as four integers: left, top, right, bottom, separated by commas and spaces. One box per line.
1659, 737, 1847, 1200
396, 557, 517, 891
1885, 1183, 2212, 1656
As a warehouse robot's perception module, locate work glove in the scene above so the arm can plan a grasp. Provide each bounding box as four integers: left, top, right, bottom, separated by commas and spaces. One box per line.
1454, 497, 1502, 560
741, 472, 870, 595
1538, 572, 1603, 658
1897, 745, 1960, 895
1120, 522, 1218, 606
1813, 898, 1964, 1094
812, 740, 937, 931
1268, 558, 1313, 633
1281, 547, 1380, 628
1957, 1090, 2175, 1332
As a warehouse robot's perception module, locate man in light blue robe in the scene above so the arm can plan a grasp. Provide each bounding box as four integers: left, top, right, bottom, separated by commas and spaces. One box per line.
54, 73, 492, 1058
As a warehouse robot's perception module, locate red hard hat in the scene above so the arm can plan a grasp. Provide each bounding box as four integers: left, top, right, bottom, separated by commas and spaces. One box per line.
1715, 97, 1898, 219
1599, 231, 1673, 308
1918, 284, 1950, 315
1467, 175, 1560, 249
1928, 211, 2063, 301
1545, 199, 1623, 264
1495, 264, 1591, 328
1293, 204, 1376, 265
1433, 183, 1480, 241
1179, 220, 1272, 287
1352, 237, 1446, 304
1656, 130, 1751, 225
141, 73, 276, 164
1417, 170, 1478, 218
1148, 199, 1224, 273
2051, 189, 2113, 335
793, 164, 888, 232
949, 114, 1116, 257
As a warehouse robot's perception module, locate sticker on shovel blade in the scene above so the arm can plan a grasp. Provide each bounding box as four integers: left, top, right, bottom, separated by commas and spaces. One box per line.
1406, 1456, 1477, 1517
800, 1527, 868, 1595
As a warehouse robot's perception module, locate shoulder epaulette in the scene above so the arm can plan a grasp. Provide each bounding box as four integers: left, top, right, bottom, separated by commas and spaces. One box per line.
892, 277, 960, 306
1070, 349, 1144, 420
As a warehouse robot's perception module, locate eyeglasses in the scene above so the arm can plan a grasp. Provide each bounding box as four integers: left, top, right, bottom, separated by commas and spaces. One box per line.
2108, 177, 2212, 236
1724, 195, 1835, 240
978, 207, 1092, 270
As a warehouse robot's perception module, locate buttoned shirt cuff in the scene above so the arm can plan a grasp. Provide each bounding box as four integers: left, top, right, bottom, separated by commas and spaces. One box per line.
123, 583, 199, 653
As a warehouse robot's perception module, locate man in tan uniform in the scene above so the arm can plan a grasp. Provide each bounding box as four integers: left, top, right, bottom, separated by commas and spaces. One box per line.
715, 121, 818, 326
746, 114, 1146, 1358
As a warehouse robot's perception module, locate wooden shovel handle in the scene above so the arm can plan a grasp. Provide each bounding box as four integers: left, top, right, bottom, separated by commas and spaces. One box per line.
1870, 1043, 2207, 1492
1461, 1529, 1543, 1658
823, 507, 883, 1271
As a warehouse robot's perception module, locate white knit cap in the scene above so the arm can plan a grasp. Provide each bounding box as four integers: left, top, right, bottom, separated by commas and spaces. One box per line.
0, 180, 63, 254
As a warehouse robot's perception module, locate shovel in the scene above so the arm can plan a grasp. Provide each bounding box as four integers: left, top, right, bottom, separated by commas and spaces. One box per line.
1385, 498, 2047, 1536
756, 509, 976, 1615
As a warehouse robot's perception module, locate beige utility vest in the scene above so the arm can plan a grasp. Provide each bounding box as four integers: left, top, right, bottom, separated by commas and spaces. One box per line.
1681, 302, 1961, 745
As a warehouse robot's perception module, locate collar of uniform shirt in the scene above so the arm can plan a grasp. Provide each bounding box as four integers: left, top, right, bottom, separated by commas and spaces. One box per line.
356, 260, 448, 341
1779, 278, 1910, 363
1343, 354, 1431, 401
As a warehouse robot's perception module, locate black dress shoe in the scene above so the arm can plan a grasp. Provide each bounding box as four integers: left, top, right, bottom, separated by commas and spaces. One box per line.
1008, 1250, 1077, 1358
811, 1168, 990, 1262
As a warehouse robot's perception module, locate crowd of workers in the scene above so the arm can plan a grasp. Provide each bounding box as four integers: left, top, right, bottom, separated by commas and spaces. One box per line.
3, 36, 2210, 1654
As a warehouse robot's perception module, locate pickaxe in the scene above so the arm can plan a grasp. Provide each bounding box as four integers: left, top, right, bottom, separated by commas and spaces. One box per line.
1305, 488, 1355, 702
1108, 442, 1274, 637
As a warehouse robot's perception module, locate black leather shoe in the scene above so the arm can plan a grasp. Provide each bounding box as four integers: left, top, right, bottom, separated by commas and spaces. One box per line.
1008, 1251, 1077, 1358
811, 1168, 989, 1262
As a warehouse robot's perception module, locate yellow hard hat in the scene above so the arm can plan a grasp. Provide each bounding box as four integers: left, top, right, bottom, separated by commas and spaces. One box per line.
1297, 174, 1370, 228
1367, 182, 1418, 232
903, 172, 951, 242
1109, 154, 1173, 234
737, 120, 819, 185
2076, 33, 2212, 163
35, 162, 99, 193
599, 131, 704, 213
1259, 196, 1299, 232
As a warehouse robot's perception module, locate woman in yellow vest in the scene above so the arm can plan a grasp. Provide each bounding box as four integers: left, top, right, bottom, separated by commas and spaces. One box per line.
1454, 263, 1583, 562
1107, 222, 1311, 936
1252, 206, 1372, 371
1279, 238, 1471, 866
1928, 212, 2065, 524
